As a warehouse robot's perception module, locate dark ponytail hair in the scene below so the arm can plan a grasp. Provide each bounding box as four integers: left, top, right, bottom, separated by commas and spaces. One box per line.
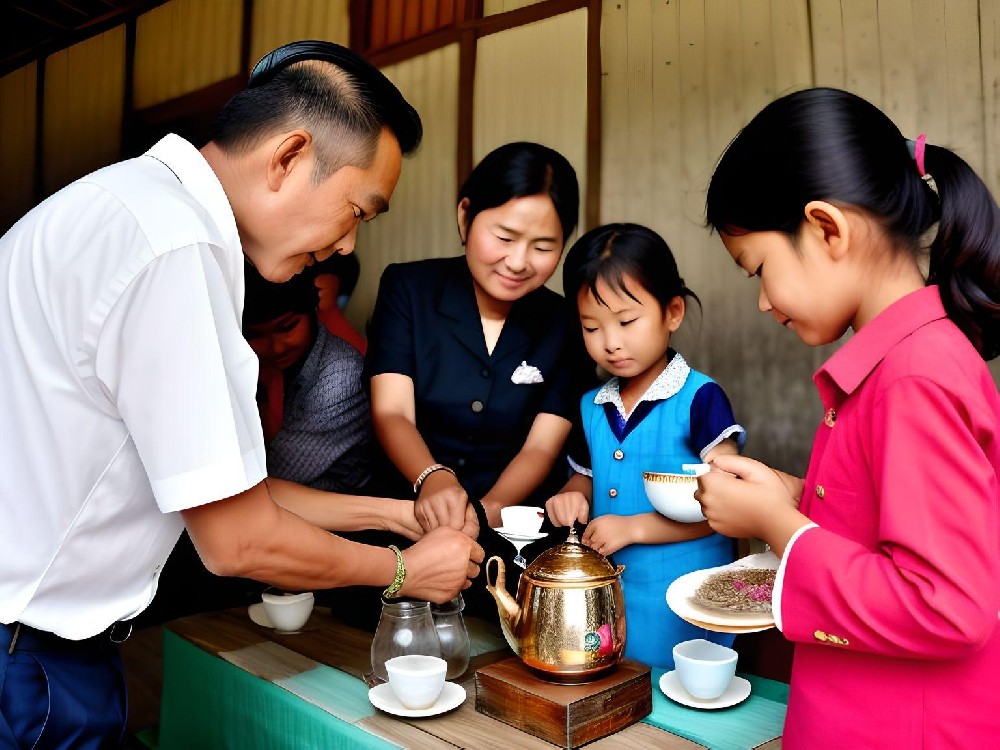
458, 142, 580, 243
562, 223, 698, 313
706, 87, 1000, 360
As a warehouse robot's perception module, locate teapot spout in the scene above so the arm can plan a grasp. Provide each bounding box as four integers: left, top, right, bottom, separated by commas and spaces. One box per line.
484, 556, 521, 651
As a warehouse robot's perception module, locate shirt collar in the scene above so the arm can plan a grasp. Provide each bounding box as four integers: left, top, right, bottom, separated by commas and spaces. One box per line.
815, 285, 947, 399
145, 134, 241, 257
594, 350, 690, 418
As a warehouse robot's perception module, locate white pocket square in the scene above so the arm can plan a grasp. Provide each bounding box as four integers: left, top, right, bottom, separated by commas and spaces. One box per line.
511, 361, 544, 384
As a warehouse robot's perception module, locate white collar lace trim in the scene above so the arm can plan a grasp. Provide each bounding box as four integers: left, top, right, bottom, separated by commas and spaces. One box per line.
593, 352, 691, 419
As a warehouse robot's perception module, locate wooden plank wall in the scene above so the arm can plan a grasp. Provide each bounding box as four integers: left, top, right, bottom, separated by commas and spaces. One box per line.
42, 28, 126, 196
0, 63, 37, 230
600, 0, 999, 473
473, 8, 589, 295
345, 43, 463, 332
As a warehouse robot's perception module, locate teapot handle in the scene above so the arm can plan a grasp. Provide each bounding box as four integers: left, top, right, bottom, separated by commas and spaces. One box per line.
485, 556, 506, 590
615, 564, 626, 576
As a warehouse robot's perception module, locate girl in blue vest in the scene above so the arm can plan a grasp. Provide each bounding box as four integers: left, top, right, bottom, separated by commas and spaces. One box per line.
546, 223, 745, 668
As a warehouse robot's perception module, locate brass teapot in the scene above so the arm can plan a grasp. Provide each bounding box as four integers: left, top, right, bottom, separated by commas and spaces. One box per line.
485, 527, 626, 683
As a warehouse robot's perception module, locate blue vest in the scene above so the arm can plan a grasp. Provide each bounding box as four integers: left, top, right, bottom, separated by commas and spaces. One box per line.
580, 369, 735, 667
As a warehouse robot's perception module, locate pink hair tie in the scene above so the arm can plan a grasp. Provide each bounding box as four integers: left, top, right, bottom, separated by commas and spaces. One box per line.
914, 133, 928, 177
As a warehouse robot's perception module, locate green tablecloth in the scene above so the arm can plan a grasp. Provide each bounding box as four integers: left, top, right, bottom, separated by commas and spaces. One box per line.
158, 627, 787, 750
643, 668, 788, 750
157, 631, 394, 750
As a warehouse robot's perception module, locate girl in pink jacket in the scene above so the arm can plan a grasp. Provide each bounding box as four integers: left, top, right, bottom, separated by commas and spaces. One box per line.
698, 87, 1000, 748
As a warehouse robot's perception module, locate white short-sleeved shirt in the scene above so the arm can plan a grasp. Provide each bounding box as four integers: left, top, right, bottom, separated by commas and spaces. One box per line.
0, 135, 267, 639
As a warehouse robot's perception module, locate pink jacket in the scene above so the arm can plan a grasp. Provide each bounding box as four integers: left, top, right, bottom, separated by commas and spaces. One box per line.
779, 287, 1000, 748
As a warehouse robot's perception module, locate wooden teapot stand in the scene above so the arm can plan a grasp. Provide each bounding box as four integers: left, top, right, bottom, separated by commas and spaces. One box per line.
475, 657, 652, 748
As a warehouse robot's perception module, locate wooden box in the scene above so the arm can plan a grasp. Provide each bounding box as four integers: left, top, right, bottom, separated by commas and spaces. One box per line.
475, 658, 652, 748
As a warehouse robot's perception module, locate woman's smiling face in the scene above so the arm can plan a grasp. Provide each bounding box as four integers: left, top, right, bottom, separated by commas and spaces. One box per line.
460, 193, 564, 308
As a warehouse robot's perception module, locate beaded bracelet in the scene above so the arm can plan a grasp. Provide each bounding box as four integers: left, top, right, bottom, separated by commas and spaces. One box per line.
383, 545, 406, 599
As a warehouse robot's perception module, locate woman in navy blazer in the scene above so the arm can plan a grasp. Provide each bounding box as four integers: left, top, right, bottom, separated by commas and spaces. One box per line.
365, 143, 590, 613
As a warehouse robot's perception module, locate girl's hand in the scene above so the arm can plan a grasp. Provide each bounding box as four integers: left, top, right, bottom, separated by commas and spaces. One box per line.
546, 492, 590, 527
414, 471, 469, 533
695, 454, 799, 539
581, 515, 633, 557
481, 499, 503, 529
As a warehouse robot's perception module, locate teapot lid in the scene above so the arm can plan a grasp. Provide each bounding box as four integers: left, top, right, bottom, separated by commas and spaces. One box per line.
526, 527, 622, 585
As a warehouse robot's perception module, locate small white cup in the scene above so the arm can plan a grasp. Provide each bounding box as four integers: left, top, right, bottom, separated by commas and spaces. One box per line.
385, 654, 447, 709
500, 505, 544, 534
261, 589, 314, 633
673, 639, 738, 699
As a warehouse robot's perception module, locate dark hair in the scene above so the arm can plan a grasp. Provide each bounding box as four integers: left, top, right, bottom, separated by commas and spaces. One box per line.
458, 142, 579, 242
243, 261, 318, 327
562, 223, 698, 313
706, 87, 1000, 360
211, 41, 422, 183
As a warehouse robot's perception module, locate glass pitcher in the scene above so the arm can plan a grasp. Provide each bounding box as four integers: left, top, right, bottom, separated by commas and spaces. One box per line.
370, 598, 442, 683
431, 594, 470, 680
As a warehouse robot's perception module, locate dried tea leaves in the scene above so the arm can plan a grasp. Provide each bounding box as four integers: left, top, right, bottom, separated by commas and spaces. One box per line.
693, 568, 776, 613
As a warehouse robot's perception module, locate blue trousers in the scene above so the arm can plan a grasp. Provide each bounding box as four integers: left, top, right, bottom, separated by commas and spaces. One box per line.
0, 624, 127, 749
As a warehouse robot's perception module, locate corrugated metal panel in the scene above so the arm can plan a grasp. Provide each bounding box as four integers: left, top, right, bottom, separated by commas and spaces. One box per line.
473, 8, 588, 295
344, 42, 461, 333
0, 62, 37, 232
133, 0, 242, 109
484, 0, 548, 15
43, 28, 125, 196
249, 0, 349, 72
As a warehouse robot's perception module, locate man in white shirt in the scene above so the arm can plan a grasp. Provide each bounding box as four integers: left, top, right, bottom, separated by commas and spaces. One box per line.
0, 41, 482, 749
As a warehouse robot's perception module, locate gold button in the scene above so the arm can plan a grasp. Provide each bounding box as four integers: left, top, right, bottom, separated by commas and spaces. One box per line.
471, 400, 484, 412
815, 485, 825, 499
613, 449, 624, 460
813, 630, 828, 642
824, 408, 837, 427
609, 488, 618, 498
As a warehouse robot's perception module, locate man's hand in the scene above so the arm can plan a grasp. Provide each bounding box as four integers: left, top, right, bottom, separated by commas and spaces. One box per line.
399, 527, 485, 603
545, 491, 590, 528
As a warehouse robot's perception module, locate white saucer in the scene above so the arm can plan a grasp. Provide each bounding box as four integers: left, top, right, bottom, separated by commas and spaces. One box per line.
368, 681, 466, 717
665, 556, 777, 633
660, 671, 751, 710
247, 602, 304, 634
495, 527, 547, 542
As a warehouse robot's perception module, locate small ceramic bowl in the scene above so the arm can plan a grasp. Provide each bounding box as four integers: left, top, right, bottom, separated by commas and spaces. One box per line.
643, 471, 706, 523
260, 589, 314, 633
384, 654, 447, 709
673, 638, 738, 699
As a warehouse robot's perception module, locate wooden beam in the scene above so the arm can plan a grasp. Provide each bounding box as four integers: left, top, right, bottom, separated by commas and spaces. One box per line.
457, 26, 477, 190
584, 0, 601, 230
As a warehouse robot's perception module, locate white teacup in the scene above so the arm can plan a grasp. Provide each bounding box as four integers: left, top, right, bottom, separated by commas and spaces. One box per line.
261, 589, 314, 633
385, 654, 447, 709
673, 638, 738, 699
500, 505, 545, 535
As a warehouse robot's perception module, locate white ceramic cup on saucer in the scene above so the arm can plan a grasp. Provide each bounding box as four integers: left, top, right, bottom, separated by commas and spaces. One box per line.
384, 654, 448, 709
672, 638, 738, 699
260, 589, 314, 633
500, 505, 545, 535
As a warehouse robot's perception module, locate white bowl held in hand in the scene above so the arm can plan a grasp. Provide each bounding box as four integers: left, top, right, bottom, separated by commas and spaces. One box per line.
260, 589, 314, 633
385, 654, 448, 709
643, 468, 708, 523
673, 638, 738, 699
500, 505, 545, 535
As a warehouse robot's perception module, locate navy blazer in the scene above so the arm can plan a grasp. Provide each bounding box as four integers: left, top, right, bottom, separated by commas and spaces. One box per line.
364, 256, 586, 501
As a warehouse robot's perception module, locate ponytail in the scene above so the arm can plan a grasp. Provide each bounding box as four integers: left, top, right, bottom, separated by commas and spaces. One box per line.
707, 87, 1000, 360
923, 145, 1000, 360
